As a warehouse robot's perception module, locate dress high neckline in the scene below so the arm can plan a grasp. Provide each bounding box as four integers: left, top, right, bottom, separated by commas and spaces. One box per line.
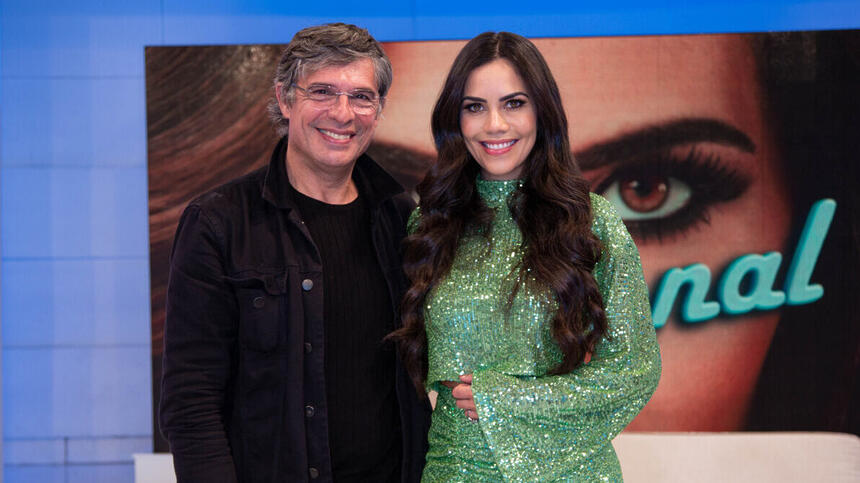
476, 177, 523, 209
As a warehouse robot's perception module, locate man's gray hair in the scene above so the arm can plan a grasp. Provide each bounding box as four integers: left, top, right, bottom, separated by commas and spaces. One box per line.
268, 23, 393, 136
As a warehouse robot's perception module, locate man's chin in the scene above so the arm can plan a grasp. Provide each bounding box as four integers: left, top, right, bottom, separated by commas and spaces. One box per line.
314, 151, 364, 169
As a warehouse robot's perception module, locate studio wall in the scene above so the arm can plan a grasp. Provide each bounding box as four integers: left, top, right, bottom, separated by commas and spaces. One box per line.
2, 1, 859, 482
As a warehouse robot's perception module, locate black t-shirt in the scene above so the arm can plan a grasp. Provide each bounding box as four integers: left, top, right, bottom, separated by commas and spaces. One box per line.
291, 185, 401, 482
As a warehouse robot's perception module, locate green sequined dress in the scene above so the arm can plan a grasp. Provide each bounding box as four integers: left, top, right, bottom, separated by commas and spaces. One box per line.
418, 178, 661, 482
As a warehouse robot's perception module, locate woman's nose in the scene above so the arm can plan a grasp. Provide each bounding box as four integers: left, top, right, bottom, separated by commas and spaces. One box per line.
484, 108, 509, 133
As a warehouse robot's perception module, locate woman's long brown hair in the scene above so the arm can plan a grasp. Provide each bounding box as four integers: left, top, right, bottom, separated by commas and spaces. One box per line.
391, 32, 608, 394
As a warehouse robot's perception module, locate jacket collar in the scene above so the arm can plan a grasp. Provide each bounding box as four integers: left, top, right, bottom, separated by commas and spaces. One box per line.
261, 136, 404, 210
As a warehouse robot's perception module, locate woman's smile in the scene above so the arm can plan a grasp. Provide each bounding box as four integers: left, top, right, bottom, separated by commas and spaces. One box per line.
480, 139, 518, 154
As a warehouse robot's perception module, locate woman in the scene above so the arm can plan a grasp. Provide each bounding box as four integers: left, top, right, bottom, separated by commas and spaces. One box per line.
391, 32, 661, 481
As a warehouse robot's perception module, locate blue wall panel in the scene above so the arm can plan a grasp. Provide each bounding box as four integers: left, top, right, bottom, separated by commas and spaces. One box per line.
3, 439, 65, 465
412, 0, 860, 39
1, 78, 147, 167
1, 0, 161, 78
1, 167, 148, 258
3, 348, 56, 438
4, 465, 65, 483
3, 347, 150, 438
162, 0, 416, 44
162, 14, 416, 45
2, 259, 150, 347
66, 463, 135, 483
67, 436, 152, 463
162, 0, 414, 17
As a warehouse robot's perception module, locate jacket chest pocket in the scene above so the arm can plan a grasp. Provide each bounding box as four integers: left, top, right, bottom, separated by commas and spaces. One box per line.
226, 272, 288, 352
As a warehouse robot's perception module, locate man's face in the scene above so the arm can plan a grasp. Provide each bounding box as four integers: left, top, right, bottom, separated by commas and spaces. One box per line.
278, 58, 380, 173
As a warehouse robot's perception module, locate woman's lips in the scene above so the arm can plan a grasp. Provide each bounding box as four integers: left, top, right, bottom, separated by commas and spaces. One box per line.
480, 139, 517, 154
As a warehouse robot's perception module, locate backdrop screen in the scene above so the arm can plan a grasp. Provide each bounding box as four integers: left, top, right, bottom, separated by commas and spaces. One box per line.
147, 30, 859, 451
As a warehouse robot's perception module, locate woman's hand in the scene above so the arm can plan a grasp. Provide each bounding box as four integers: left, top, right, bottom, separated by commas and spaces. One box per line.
440, 374, 478, 421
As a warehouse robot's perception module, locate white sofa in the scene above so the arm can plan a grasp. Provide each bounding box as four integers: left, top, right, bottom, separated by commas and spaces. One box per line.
135, 432, 860, 482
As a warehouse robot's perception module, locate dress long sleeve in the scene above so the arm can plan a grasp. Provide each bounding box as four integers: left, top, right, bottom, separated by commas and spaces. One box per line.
470, 194, 661, 481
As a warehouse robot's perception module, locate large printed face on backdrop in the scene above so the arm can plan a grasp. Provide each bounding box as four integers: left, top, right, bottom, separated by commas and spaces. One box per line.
148, 33, 858, 450
374, 35, 791, 430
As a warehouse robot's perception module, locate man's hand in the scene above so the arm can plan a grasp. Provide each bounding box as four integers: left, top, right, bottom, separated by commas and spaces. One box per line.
440, 374, 478, 421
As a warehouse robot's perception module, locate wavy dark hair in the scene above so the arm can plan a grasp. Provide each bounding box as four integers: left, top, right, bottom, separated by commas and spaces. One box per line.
391, 32, 608, 394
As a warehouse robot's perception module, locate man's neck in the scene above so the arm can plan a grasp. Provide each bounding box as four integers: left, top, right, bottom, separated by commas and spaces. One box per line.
285, 156, 359, 205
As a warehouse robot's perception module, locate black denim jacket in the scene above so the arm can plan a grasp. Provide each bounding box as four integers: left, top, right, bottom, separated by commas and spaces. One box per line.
159, 138, 429, 482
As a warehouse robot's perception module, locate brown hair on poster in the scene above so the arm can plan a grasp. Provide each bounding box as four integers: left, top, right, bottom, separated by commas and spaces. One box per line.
146, 30, 860, 451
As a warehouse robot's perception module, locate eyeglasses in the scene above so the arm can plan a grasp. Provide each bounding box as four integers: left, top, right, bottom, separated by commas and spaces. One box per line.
292, 84, 380, 115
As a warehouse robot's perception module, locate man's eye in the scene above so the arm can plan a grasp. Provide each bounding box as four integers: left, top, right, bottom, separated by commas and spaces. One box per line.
352, 92, 374, 102
602, 175, 691, 220
309, 87, 335, 96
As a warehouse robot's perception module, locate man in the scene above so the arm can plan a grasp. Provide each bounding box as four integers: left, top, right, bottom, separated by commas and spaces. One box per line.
159, 23, 429, 482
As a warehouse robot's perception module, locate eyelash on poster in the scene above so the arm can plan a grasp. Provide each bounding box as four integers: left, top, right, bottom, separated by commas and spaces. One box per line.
593, 148, 752, 242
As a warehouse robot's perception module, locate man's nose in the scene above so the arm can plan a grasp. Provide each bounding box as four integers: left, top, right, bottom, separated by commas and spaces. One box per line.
328, 94, 354, 122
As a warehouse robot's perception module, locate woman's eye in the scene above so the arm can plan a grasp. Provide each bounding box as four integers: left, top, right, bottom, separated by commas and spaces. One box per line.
463, 103, 484, 113
602, 175, 691, 220
505, 99, 525, 109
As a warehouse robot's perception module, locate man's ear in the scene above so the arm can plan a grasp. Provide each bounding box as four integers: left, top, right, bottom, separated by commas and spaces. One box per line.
376, 96, 386, 120
275, 83, 290, 119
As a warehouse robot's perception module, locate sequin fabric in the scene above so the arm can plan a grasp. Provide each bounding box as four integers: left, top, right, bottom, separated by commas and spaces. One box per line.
417, 178, 661, 482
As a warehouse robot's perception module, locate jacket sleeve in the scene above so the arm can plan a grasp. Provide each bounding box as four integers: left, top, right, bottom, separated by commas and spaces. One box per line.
470, 194, 661, 480
159, 204, 239, 483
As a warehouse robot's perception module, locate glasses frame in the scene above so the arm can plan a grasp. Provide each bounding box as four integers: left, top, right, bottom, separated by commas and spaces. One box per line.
291, 83, 381, 115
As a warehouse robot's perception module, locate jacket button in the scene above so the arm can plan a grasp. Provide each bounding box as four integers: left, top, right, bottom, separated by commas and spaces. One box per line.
301, 279, 314, 291
252, 296, 265, 308
305, 405, 315, 418
308, 467, 319, 479
304, 342, 312, 354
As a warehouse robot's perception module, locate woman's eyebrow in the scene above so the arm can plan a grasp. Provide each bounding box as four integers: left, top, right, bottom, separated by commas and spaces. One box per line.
462, 92, 528, 103
575, 118, 757, 170
500, 92, 528, 101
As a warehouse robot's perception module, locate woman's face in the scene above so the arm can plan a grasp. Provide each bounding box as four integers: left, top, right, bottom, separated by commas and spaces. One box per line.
459, 58, 537, 180
375, 35, 791, 431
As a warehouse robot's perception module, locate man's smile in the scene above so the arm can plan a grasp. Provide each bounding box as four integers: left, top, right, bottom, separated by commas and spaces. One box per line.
317, 128, 355, 141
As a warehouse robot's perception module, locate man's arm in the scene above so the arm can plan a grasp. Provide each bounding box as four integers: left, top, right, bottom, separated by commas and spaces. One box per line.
159, 204, 239, 483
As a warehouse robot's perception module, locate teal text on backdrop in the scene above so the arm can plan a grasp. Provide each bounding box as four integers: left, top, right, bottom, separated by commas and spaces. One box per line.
651, 199, 836, 327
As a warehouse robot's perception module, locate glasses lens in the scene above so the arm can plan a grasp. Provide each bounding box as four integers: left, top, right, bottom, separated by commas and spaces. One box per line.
297, 85, 377, 113
350, 100, 376, 115
348, 91, 377, 113
307, 88, 334, 102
